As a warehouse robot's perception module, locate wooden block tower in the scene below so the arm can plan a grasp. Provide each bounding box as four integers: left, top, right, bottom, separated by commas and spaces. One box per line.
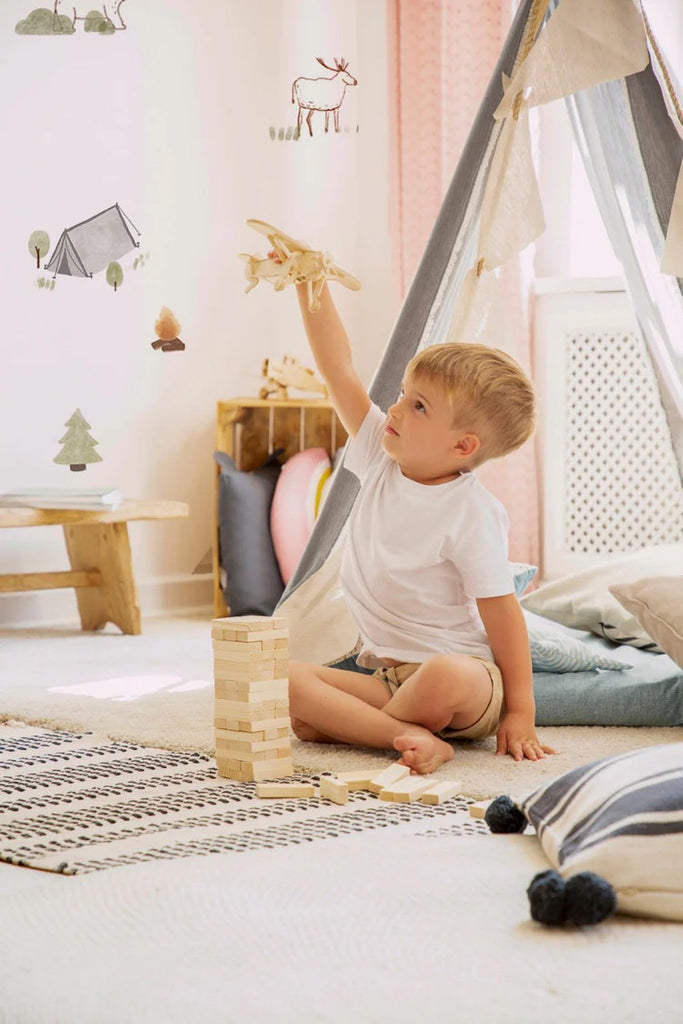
212, 614, 293, 782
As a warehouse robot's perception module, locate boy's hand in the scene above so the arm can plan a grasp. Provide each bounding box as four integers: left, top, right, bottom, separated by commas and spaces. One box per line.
495, 711, 557, 762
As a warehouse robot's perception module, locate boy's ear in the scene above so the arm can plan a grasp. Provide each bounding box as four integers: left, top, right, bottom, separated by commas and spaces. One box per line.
450, 432, 480, 458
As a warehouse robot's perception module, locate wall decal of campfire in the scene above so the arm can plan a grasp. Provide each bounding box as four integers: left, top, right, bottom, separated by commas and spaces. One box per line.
151, 307, 185, 351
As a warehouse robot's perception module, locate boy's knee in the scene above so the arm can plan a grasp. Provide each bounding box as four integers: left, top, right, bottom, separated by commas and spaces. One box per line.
288, 659, 309, 686
419, 655, 478, 700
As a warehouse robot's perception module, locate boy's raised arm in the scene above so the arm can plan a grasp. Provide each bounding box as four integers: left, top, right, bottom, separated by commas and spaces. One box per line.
295, 282, 370, 438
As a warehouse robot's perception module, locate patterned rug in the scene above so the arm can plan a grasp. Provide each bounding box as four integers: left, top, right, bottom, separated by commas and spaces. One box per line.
0, 725, 487, 875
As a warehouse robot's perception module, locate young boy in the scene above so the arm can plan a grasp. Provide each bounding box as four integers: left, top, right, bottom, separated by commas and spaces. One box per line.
288, 280, 555, 774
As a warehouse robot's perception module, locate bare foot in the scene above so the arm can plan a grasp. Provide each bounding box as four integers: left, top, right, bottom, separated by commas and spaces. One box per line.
394, 733, 454, 775
291, 718, 336, 743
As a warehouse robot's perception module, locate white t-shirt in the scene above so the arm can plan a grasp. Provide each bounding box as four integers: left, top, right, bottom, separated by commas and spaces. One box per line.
339, 402, 515, 667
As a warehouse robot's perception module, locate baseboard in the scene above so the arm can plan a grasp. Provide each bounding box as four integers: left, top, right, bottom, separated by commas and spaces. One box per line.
0, 574, 214, 629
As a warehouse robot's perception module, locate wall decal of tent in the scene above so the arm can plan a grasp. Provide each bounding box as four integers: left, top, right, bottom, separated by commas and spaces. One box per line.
44, 203, 141, 282
15, 1, 128, 35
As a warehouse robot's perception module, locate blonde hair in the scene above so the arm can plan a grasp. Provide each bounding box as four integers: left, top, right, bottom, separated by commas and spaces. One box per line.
406, 342, 535, 467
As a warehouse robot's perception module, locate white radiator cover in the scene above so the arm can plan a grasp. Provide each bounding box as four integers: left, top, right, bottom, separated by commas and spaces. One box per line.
533, 278, 683, 580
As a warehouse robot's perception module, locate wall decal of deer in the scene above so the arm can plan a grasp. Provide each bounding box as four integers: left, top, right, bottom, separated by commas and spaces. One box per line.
291, 58, 357, 137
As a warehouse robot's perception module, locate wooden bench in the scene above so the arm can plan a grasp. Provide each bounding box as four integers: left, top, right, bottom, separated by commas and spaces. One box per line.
0, 499, 189, 634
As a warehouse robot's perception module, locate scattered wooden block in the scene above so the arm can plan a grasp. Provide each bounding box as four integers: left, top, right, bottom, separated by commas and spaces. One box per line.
420, 779, 463, 805
336, 769, 377, 791
368, 762, 411, 794
255, 782, 316, 799
378, 776, 435, 802
318, 775, 349, 805
469, 800, 493, 819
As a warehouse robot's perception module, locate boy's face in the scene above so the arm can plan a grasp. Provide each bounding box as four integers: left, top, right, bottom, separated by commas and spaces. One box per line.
382, 371, 479, 484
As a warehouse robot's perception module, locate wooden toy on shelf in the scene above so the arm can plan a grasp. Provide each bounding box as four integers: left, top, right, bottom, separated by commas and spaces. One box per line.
259, 354, 328, 400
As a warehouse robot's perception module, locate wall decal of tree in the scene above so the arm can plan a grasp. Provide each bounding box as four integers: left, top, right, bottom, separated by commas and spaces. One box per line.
53, 409, 103, 472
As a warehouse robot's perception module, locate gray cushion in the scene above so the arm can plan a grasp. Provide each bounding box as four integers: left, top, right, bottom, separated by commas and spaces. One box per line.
214, 450, 284, 616
529, 611, 683, 726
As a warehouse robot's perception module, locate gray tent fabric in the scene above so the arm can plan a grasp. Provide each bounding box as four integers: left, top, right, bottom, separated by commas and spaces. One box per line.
45, 203, 140, 278
278, 0, 536, 605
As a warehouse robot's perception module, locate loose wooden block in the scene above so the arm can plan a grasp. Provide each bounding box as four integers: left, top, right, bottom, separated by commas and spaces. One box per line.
420, 779, 463, 805
378, 776, 435, 802
368, 762, 411, 794
336, 769, 377, 791
469, 800, 493, 819
255, 782, 316, 799
318, 776, 349, 805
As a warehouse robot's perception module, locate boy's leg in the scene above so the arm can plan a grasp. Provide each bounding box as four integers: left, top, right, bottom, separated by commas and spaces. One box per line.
380, 655, 494, 772
289, 660, 389, 742
381, 654, 494, 734
288, 660, 454, 774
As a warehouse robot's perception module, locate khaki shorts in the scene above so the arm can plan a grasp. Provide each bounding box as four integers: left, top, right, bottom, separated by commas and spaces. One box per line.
373, 656, 505, 741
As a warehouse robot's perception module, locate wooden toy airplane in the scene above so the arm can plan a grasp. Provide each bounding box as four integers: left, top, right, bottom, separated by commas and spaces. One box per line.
239, 219, 361, 312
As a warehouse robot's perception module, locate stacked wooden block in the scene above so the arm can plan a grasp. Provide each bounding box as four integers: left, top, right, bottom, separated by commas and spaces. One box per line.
212, 614, 292, 782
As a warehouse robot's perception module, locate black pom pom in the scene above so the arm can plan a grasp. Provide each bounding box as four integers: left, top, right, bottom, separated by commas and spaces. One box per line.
527, 870, 567, 925
564, 872, 617, 925
484, 795, 527, 833
527, 869, 617, 926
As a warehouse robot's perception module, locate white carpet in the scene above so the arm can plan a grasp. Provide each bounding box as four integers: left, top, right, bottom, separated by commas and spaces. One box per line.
1, 826, 681, 1024
2, 617, 683, 1023
2, 614, 682, 799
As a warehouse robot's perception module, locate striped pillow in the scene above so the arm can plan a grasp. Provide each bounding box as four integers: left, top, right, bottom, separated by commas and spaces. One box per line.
519, 743, 683, 921
527, 629, 629, 673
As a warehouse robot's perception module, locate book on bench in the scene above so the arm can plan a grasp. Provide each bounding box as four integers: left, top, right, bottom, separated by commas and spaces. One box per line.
0, 487, 123, 511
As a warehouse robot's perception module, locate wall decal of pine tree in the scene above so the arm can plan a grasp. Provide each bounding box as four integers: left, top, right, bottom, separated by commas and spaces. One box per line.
53, 409, 103, 472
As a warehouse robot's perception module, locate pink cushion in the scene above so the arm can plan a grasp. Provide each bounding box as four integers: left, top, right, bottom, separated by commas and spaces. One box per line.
270, 448, 332, 584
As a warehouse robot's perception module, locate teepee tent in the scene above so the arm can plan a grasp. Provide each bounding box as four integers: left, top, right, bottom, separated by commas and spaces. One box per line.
277, 0, 683, 664
45, 203, 140, 278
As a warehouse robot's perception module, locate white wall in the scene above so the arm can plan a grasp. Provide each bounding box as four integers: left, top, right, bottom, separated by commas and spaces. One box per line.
0, 0, 399, 626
